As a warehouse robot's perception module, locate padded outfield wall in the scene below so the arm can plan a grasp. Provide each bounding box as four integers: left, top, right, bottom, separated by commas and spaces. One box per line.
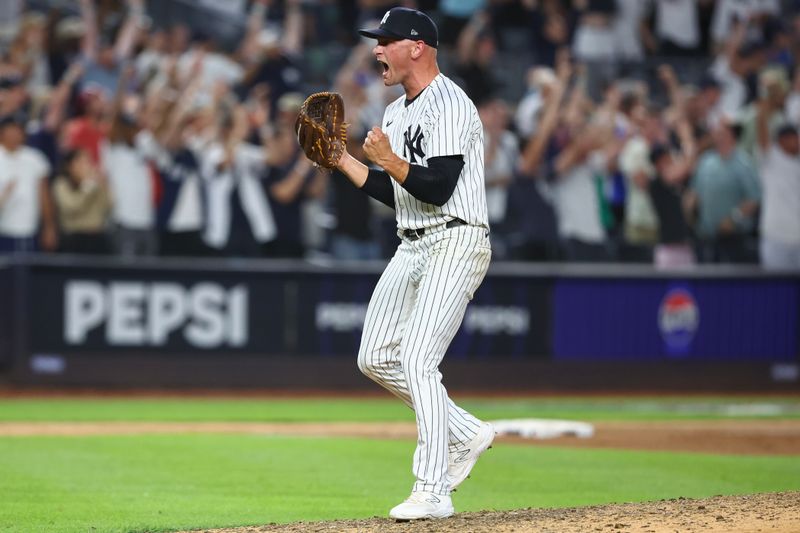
0, 255, 797, 391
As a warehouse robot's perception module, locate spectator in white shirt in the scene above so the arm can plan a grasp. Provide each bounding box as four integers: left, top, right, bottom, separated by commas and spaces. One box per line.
786, 68, 800, 127
0, 0, 24, 48
549, 79, 611, 262
709, 21, 767, 126
202, 105, 276, 257
755, 94, 800, 269
0, 114, 58, 253
738, 66, 791, 157
479, 98, 518, 227
5, 13, 51, 95
100, 66, 157, 256
177, 33, 244, 104
136, 86, 208, 257
572, 0, 618, 101
712, 0, 780, 50
102, 113, 157, 257
619, 99, 664, 251
613, 0, 648, 64
652, 0, 702, 56
134, 29, 169, 86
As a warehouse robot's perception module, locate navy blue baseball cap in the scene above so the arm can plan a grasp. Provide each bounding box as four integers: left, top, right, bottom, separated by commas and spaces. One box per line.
359, 8, 438, 49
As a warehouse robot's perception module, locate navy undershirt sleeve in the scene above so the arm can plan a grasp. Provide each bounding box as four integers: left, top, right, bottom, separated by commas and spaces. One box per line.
359, 155, 465, 209
401, 155, 464, 207
361, 168, 395, 209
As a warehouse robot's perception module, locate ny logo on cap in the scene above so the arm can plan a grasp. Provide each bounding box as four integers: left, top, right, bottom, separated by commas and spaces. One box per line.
410, 29, 418, 35
381, 11, 390, 24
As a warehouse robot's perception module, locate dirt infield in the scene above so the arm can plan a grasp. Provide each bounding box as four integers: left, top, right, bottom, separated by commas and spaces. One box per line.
2, 419, 799, 455
181, 492, 800, 533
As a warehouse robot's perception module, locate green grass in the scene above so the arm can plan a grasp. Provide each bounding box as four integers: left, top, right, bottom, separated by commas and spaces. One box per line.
1, 434, 799, 533
1, 396, 799, 423
1, 396, 798, 532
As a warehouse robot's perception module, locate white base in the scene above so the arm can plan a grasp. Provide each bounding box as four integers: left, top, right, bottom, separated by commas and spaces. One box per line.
490, 418, 594, 439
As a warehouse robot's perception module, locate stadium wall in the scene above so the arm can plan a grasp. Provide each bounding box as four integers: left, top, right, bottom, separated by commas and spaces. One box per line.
1, 256, 798, 391
0, 260, 11, 370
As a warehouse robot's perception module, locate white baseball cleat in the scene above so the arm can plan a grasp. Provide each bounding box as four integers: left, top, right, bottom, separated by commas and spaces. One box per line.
388, 491, 455, 520
447, 421, 496, 491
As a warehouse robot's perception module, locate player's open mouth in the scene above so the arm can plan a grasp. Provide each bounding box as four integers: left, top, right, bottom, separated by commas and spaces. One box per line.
378, 60, 389, 73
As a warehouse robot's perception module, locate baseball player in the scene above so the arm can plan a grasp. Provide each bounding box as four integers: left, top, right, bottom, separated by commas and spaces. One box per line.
333, 7, 495, 521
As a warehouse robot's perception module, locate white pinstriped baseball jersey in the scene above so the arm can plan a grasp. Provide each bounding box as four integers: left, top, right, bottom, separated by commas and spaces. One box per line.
355, 67, 494, 502
381, 73, 489, 230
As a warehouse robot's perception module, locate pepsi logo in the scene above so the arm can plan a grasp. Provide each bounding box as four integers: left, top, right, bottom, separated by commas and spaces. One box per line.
658, 288, 699, 351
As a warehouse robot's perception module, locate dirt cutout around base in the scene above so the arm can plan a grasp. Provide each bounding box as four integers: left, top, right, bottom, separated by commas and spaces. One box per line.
1, 420, 800, 455
184, 492, 800, 533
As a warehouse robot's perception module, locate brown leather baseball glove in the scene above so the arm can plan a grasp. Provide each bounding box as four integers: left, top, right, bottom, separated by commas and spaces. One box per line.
294, 92, 347, 169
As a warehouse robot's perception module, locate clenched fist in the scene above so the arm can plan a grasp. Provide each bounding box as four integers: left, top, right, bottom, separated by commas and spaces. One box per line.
363, 127, 394, 168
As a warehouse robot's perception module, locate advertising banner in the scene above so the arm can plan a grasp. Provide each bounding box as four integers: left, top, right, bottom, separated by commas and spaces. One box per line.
27, 265, 286, 355
295, 273, 552, 358
0, 264, 11, 366
553, 278, 799, 361
22, 264, 552, 360
9, 260, 799, 375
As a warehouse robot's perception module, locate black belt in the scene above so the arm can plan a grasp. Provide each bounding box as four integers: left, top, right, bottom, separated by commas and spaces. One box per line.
403, 218, 467, 241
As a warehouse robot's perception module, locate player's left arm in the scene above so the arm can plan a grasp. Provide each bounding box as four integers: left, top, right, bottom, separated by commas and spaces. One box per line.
335, 145, 395, 208
363, 127, 464, 207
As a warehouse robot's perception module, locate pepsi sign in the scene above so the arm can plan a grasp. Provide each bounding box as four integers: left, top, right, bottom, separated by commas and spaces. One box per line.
658, 287, 700, 354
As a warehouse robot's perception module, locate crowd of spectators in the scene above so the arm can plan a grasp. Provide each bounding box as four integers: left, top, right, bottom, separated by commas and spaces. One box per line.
0, 0, 798, 269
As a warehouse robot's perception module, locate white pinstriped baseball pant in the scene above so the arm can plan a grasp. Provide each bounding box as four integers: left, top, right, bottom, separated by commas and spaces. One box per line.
357, 223, 492, 496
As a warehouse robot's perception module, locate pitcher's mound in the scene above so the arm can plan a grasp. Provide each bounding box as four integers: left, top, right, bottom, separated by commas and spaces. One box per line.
187, 491, 800, 533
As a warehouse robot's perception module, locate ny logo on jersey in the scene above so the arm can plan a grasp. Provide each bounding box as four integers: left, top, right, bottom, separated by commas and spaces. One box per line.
403, 125, 425, 163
